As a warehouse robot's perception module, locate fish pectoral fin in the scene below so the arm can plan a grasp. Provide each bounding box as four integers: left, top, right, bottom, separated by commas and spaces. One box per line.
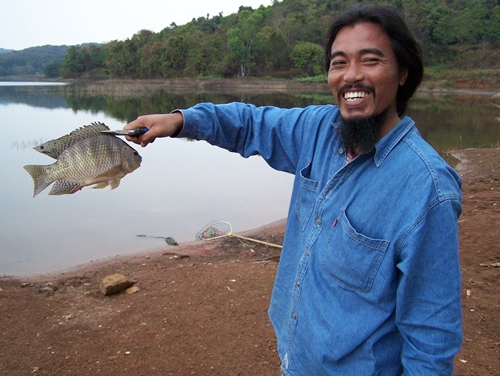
49, 180, 83, 195
109, 179, 121, 190
91, 166, 124, 190
91, 179, 120, 190
92, 182, 109, 190
93, 165, 123, 180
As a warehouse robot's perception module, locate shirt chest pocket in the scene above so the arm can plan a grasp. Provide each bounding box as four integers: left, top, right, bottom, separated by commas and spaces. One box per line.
322, 210, 389, 293
294, 162, 319, 231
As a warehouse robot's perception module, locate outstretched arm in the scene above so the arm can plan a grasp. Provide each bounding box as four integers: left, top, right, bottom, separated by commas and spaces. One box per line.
123, 102, 336, 174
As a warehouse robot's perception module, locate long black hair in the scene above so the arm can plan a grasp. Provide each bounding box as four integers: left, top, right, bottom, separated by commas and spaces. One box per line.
324, 6, 423, 117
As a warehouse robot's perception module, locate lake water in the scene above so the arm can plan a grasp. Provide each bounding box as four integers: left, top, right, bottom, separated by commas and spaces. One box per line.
1, 82, 499, 276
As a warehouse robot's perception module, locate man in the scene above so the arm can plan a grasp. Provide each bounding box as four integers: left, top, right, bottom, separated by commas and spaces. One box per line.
125, 6, 462, 375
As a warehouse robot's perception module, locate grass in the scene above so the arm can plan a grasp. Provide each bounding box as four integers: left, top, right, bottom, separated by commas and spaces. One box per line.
423, 68, 500, 86
293, 75, 327, 84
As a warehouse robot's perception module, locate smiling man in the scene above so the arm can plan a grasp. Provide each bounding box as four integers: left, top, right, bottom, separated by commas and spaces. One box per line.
125, 6, 463, 375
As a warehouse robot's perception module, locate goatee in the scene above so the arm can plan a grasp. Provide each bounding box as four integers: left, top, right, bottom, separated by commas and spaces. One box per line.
338, 107, 389, 154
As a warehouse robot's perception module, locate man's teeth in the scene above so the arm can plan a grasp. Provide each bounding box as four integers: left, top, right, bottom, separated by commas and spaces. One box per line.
344, 92, 368, 101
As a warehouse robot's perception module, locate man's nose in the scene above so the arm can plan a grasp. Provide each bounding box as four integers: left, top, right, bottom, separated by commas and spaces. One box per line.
343, 62, 364, 83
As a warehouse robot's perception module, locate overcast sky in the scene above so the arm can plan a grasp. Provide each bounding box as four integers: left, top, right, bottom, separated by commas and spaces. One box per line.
0, 0, 270, 51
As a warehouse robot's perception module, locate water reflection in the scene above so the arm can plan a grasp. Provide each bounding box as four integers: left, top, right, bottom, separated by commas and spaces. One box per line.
4, 84, 499, 154
1, 83, 500, 276
409, 93, 500, 153
11, 138, 48, 151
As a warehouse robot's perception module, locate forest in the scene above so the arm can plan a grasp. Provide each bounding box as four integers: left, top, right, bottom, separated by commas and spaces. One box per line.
0, 45, 68, 77
1, 0, 499, 80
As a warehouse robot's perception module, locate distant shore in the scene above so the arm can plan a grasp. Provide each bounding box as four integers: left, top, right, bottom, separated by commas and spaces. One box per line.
56, 77, 500, 97
2, 76, 499, 97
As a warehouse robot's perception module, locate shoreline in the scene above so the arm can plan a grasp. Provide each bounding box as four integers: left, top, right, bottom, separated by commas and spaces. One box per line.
0, 146, 474, 281
1, 218, 288, 282
2, 77, 499, 97
0, 146, 488, 282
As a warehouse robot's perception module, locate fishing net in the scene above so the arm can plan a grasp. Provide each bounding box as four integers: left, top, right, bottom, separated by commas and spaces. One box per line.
196, 220, 232, 240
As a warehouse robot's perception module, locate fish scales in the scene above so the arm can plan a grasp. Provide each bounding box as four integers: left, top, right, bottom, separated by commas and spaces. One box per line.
24, 123, 142, 197
50, 136, 126, 183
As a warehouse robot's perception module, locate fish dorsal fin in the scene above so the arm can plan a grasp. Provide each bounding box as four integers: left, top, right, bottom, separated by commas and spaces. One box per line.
34, 122, 111, 159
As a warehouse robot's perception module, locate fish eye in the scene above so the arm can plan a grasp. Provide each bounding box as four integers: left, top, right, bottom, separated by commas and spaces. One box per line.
40, 146, 44, 150
133, 151, 138, 156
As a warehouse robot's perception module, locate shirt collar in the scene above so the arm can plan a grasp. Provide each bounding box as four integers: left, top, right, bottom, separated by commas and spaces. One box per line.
373, 116, 415, 167
332, 113, 416, 167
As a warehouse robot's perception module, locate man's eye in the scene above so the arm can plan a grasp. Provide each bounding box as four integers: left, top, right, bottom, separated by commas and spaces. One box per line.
330, 61, 346, 68
363, 58, 379, 64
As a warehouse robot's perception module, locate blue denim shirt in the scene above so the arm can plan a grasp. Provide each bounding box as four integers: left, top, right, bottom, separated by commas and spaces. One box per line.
178, 102, 463, 375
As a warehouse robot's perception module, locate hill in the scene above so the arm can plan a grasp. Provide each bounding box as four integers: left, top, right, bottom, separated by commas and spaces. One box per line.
0, 45, 69, 76
2, 0, 499, 80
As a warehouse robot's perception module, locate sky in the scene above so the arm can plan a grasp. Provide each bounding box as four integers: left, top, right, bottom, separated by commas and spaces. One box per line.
0, 0, 270, 51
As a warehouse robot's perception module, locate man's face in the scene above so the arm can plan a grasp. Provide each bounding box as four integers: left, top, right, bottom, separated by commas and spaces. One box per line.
327, 22, 408, 136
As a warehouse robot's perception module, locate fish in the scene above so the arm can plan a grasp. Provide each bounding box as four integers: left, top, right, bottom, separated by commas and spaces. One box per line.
24, 122, 142, 197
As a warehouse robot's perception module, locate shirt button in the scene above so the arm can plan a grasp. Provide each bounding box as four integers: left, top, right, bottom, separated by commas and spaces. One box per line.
305, 250, 310, 256
295, 281, 300, 288
292, 314, 297, 320
339, 147, 344, 154
316, 218, 322, 226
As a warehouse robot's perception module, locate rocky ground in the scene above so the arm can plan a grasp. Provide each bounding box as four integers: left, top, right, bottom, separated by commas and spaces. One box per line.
0, 148, 499, 375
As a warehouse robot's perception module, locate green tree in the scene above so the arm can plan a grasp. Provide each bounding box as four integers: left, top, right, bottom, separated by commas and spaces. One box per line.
106, 39, 140, 78
140, 41, 167, 78
60, 46, 85, 78
59, 45, 106, 78
226, 7, 272, 76
43, 62, 61, 78
485, 5, 500, 45
161, 34, 189, 77
421, 4, 457, 46
290, 42, 323, 76
453, 0, 490, 44
255, 26, 293, 75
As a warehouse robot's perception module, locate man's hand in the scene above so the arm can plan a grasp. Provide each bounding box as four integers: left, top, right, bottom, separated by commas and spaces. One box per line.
124, 112, 184, 147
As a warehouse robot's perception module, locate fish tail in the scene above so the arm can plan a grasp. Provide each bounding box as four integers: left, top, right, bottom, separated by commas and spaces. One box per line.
23, 165, 53, 197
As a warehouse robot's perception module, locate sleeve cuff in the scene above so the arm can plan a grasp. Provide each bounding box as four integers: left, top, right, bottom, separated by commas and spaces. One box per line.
169, 109, 184, 138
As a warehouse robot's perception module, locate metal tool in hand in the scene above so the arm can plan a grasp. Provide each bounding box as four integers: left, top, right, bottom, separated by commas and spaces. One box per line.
196, 220, 282, 248
101, 128, 149, 137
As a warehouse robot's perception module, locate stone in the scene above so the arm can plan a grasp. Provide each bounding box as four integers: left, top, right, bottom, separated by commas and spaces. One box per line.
99, 273, 137, 296
126, 285, 140, 294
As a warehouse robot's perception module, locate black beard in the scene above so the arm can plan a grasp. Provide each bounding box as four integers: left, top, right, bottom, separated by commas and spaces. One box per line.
338, 107, 389, 154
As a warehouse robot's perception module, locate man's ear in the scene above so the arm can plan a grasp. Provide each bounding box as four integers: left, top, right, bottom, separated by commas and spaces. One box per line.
399, 68, 409, 86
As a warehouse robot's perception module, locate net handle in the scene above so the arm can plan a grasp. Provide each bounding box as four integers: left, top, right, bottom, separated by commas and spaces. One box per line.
229, 233, 282, 249
197, 220, 282, 249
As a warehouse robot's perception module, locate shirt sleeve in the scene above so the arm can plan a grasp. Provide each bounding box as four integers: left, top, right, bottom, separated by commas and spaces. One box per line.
396, 198, 463, 375
176, 102, 312, 174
